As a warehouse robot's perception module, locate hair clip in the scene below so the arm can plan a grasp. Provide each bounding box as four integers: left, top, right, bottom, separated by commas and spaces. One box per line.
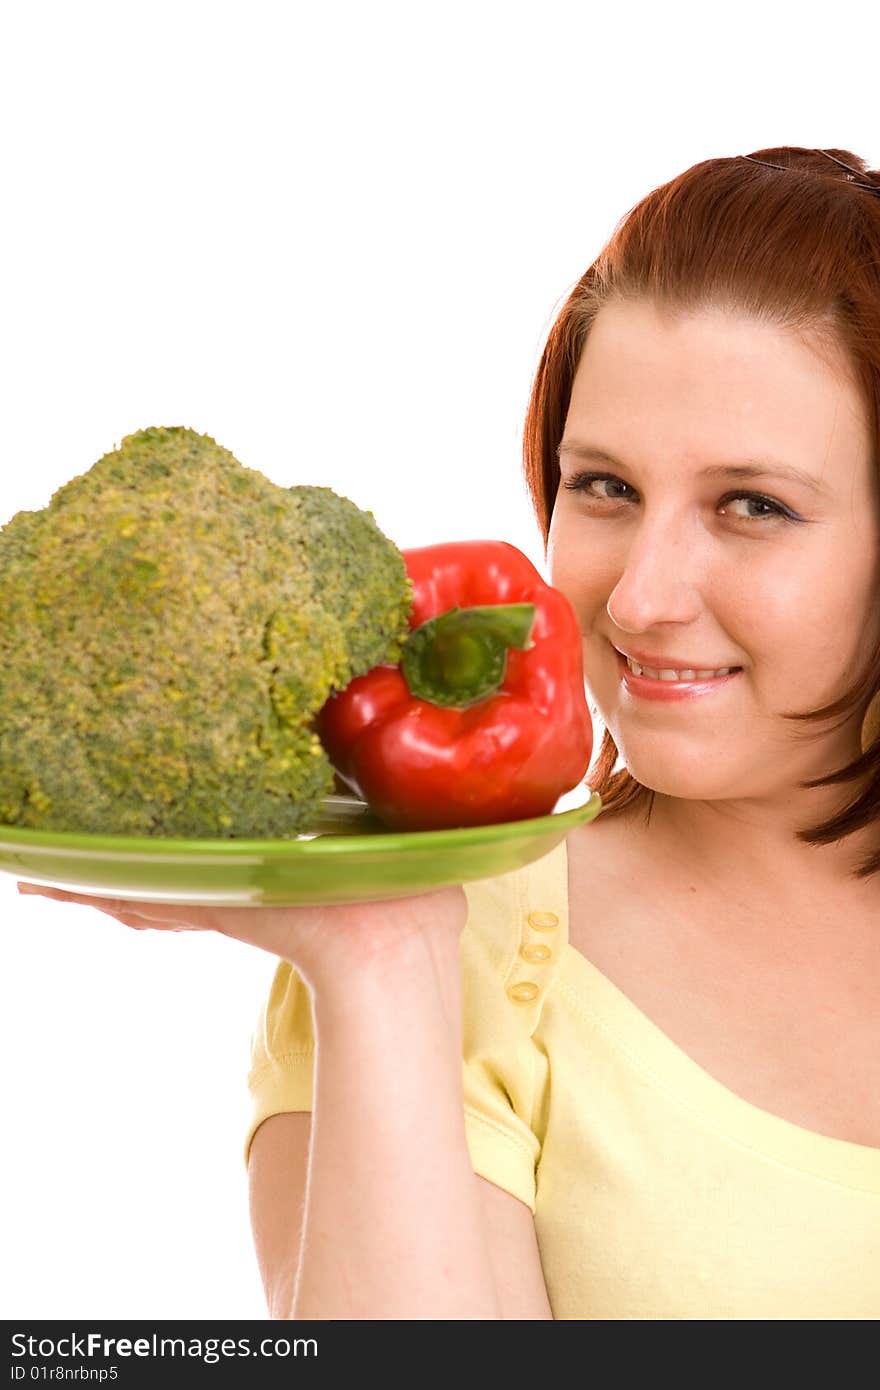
741, 150, 880, 195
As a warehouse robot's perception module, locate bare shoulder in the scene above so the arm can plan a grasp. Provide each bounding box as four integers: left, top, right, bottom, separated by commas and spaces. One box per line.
563, 800, 700, 979
565, 802, 655, 916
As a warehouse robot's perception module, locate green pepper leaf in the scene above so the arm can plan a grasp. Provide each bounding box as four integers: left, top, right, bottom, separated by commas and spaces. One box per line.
400, 603, 536, 709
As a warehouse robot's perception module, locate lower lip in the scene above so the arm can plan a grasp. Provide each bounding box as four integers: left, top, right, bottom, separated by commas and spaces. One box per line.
614, 647, 743, 702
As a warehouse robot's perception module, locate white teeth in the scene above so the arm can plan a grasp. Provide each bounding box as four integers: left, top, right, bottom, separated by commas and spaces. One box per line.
625, 656, 734, 681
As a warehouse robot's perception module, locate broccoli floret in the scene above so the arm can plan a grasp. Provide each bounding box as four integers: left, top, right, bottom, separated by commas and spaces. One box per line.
0, 426, 413, 838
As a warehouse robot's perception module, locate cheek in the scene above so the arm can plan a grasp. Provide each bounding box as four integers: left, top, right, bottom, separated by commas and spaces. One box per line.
548, 514, 614, 614
738, 558, 805, 629
759, 548, 870, 648
736, 542, 877, 704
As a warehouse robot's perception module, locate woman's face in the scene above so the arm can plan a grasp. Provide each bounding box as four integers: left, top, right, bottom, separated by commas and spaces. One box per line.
547, 298, 880, 802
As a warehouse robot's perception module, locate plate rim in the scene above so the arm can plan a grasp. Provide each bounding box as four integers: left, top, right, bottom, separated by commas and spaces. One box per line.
0, 788, 603, 857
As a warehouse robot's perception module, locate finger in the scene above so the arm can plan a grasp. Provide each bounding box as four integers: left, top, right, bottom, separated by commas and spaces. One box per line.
19, 885, 140, 911
17, 883, 214, 931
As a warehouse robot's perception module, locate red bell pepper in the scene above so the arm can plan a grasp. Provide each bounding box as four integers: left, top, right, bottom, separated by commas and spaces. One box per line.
315, 540, 593, 831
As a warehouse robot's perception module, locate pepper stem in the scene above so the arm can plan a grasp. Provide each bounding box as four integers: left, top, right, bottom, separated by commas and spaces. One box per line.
400, 603, 536, 709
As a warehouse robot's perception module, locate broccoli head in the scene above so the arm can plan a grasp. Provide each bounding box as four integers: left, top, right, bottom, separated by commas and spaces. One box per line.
0, 426, 413, 838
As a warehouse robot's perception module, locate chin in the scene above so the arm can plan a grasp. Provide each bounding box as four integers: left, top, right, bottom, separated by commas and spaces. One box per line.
612, 741, 728, 799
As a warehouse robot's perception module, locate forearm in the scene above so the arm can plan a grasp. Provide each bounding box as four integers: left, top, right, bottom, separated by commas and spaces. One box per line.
290, 933, 502, 1320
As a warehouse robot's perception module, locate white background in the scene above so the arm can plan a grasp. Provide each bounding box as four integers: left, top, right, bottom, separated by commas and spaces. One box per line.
0, 0, 876, 1319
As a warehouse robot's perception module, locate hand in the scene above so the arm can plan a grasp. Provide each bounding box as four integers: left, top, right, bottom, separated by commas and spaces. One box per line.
15, 880, 469, 984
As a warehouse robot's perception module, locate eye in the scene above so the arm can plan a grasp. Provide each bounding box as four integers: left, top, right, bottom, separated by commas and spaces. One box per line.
561, 471, 797, 523
718, 493, 791, 522
563, 473, 633, 503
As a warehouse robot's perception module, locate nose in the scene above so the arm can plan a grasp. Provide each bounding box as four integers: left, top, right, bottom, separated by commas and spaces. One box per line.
605, 507, 705, 634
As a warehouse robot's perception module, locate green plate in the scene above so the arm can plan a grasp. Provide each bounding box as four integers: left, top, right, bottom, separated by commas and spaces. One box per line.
0, 785, 602, 906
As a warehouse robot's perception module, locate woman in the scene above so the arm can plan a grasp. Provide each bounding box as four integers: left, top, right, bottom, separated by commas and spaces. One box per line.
21, 146, 880, 1319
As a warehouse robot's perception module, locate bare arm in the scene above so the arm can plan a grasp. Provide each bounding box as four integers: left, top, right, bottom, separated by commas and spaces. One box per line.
250, 1115, 553, 1320
248, 929, 553, 1320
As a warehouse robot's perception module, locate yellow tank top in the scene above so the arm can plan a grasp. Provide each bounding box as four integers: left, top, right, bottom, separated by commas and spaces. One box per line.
245, 837, 880, 1319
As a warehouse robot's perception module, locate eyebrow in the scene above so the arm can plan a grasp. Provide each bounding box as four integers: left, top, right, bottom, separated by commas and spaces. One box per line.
556, 442, 831, 496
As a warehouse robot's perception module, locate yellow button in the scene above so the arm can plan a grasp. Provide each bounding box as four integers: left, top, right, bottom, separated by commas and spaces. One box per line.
520, 943, 552, 964
528, 911, 559, 931
507, 981, 539, 1004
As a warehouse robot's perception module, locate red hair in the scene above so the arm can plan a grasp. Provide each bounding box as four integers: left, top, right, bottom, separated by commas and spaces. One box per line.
521, 146, 880, 878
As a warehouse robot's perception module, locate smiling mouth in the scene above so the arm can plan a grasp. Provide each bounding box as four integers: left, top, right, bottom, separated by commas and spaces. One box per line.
621, 654, 742, 681
612, 646, 743, 687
